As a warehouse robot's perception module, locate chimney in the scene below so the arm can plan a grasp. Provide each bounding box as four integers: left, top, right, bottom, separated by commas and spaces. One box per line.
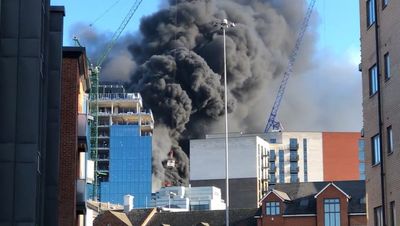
124, 195, 134, 213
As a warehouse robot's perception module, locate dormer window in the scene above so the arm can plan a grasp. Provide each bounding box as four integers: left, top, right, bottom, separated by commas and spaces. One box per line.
324, 198, 340, 226
266, 201, 280, 215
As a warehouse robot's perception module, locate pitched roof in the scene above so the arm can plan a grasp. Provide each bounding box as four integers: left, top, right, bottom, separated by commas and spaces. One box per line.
126, 208, 156, 225
272, 180, 365, 215
109, 211, 133, 226
314, 182, 351, 199
261, 189, 291, 202
146, 208, 259, 226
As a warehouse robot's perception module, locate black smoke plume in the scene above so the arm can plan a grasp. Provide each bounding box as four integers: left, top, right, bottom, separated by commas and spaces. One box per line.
126, 0, 316, 186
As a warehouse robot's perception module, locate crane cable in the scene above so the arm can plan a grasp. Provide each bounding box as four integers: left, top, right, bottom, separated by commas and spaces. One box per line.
89, 0, 122, 27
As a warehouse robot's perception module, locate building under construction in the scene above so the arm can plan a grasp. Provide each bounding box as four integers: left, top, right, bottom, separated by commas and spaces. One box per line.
91, 84, 154, 207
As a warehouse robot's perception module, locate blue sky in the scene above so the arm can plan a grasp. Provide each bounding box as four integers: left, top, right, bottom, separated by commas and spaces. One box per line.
51, 0, 360, 57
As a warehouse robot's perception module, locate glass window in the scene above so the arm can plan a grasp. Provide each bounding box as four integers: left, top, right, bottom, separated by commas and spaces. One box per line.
303, 138, 308, 182
369, 64, 379, 95
372, 134, 381, 165
324, 199, 340, 226
390, 201, 396, 226
387, 126, 393, 154
367, 0, 376, 26
374, 206, 383, 226
270, 138, 276, 144
266, 201, 280, 215
383, 0, 389, 7
384, 53, 391, 79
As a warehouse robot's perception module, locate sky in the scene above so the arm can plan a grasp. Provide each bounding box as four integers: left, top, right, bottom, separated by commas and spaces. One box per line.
50, 0, 362, 132
51, 0, 360, 57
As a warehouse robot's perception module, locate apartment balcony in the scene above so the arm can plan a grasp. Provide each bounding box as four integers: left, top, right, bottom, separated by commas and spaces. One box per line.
290, 166, 299, 173
76, 179, 86, 213
290, 154, 299, 162
78, 114, 90, 151
289, 143, 299, 150
269, 153, 276, 161
268, 166, 276, 173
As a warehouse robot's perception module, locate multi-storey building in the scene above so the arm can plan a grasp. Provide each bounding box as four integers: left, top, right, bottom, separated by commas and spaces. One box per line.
359, 0, 399, 225
59, 47, 93, 226
92, 85, 154, 207
190, 131, 361, 208
264, 132, 361, 185
0, 1, 64, 225
190, 134, 269, 208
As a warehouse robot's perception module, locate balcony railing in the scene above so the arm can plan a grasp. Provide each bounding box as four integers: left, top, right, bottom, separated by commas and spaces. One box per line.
78, 114, 90, 150
76, 179, 86, 205
290, 154, 299, 162
269, 153, 276, 161
98, 93, 142, 101
290, 166, 299, 173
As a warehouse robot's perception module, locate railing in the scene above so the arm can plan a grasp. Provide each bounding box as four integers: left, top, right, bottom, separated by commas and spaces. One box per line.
290, 166, 299, 173
76, 179, 86, 204
98, 93, 141, 101
269, 153, 276, 161
290, 154, 299, 162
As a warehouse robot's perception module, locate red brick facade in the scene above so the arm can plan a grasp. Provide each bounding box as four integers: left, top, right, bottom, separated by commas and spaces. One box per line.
258, 183, 367, 226
58, 48, 89, 226
322, 132, 361, 181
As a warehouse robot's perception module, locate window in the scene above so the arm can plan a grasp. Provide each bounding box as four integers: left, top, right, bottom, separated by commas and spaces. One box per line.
367, 0, 376, 26
390, 201, 396, 226
270, 138, 276, 143
387, 126, 393, 154
384, 53, 391, 79
369, 64, 379, 95
303, 139, 308, 182
383, 0, 389, 7
374, 206, 383, 226
324, 199, 340, 226
266, 202, 280, 215
372, 134, 381, 165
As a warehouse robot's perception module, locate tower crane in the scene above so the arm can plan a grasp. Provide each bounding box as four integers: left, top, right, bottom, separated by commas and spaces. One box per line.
74, 0, 144, 201
264, 0, 316, 133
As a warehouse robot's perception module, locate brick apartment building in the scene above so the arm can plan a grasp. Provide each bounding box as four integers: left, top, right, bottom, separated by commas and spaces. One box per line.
257, 181, 366, 226
59, 47, 91, 226
359, 0, 399, 225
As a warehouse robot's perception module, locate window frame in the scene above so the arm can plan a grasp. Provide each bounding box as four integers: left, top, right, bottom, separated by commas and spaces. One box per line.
371, 134, 381, 165
387, 126, 394, 154
369, 64, 379, 96
266, 201, 280, 216
374, 206, 383, 226
367, 0, 376, 27
382, 0, 389, 8
390, 201, 396, 226
324, 198, 341, 226
384, 52, 391, 80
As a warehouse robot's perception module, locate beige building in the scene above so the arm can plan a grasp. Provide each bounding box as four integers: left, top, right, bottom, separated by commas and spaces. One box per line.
359, 0, 399, 225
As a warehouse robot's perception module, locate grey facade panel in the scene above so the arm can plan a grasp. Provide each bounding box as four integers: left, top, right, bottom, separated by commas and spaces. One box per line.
190, 178, 258, 209
0, 0, 64, 225
14, 163, 37, 221
19, 1, 41, 38
0, 163, 14, 221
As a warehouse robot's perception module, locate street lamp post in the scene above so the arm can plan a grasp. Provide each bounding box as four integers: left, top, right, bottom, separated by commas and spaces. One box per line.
219, 18, 235, 226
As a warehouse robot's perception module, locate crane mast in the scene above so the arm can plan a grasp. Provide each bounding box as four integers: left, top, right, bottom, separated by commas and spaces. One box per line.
264, 0, 316, 133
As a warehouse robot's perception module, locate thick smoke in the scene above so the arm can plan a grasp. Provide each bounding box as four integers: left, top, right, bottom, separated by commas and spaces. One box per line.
126, 0, 316, 185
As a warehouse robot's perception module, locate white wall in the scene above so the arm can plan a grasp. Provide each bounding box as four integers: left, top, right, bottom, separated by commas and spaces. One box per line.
190, 135, 267, 180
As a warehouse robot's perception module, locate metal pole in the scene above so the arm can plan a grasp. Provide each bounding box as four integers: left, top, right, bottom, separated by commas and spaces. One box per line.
223, 25, 230, 226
